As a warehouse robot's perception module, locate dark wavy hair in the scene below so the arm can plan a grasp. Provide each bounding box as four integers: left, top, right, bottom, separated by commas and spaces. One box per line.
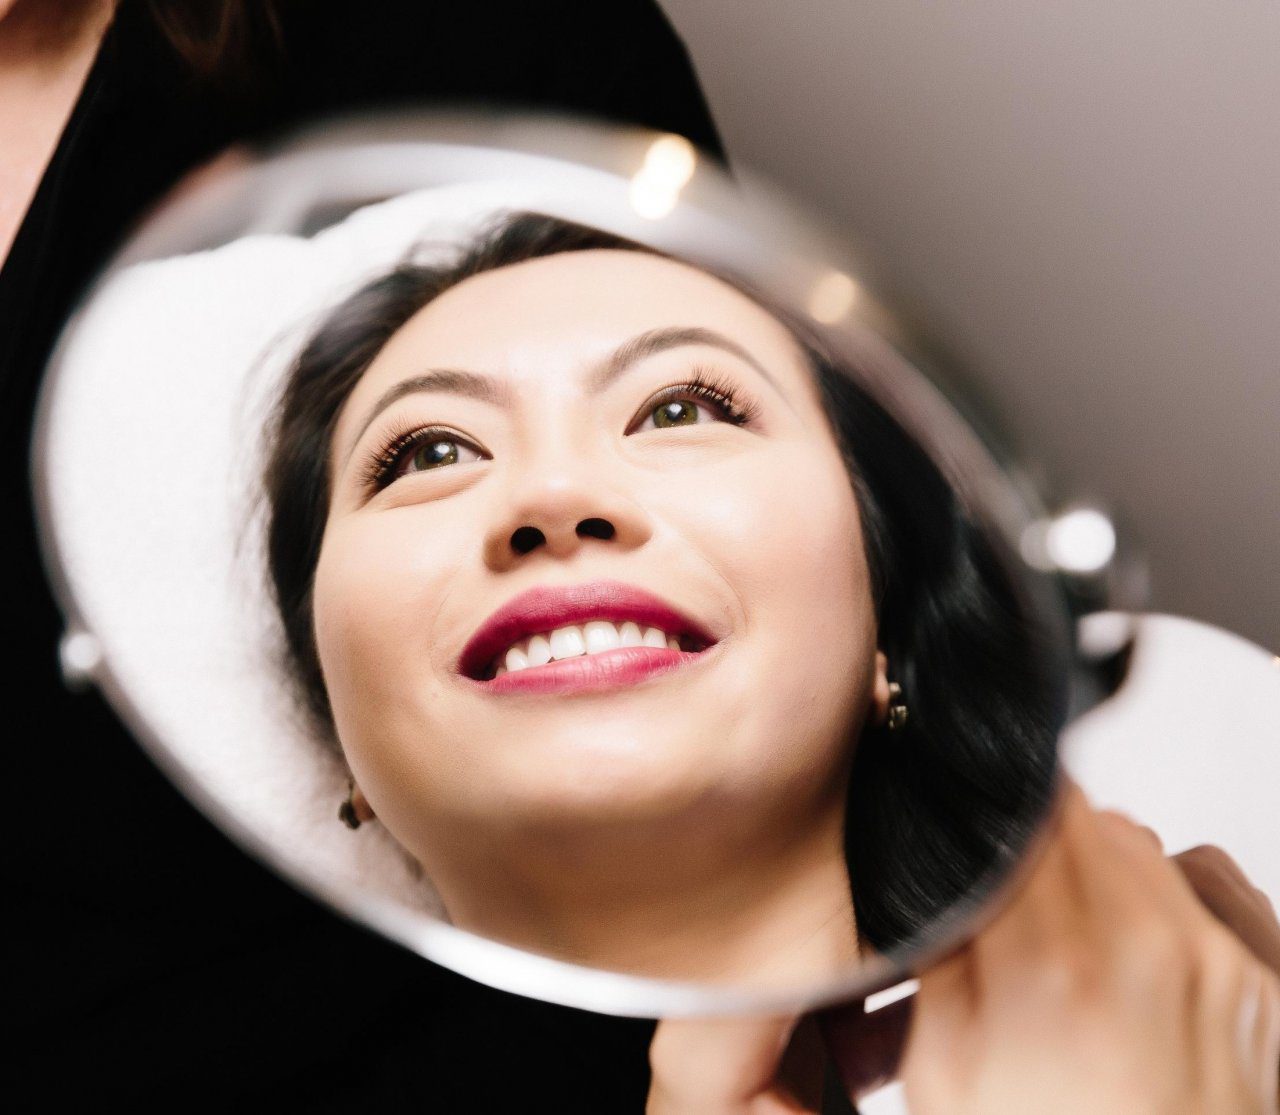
262, 211, 1065, 953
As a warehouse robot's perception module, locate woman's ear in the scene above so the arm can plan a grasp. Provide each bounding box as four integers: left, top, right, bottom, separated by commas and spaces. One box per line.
871, 650, 892, 727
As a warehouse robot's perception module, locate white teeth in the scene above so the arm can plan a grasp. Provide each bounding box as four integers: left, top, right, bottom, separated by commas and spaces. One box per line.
490, 618, 688, 677
526, 633, 552, 667
549, 626, 586, 660
583, 620, 622, 655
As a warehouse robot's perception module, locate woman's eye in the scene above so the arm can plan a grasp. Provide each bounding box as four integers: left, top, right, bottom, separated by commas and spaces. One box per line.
631, 374, 758, 434
403, 437, 481, 473
363, 373, 759, 495
365, 428, 483, 492
639, 397, 714, 430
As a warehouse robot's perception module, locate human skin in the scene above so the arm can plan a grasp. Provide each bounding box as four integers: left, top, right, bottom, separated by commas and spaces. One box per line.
315, 248, 892, 984
0, 0, 115, 263
646, 780, 1280, 1113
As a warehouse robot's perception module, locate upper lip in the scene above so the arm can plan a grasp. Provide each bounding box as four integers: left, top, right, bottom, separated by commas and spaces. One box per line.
456, 579, 720, 680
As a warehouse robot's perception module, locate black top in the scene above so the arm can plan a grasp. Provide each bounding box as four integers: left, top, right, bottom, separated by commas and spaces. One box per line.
4, 2, 722, 1106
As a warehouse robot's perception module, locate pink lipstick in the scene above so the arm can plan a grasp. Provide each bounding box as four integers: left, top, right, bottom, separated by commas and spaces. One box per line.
457, 579, 721, 693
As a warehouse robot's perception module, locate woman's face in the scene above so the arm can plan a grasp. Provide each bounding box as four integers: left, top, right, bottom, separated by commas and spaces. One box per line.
315, 248, 887, 891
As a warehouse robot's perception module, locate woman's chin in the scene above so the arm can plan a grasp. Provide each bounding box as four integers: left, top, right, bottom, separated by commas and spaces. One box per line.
490, 765, 724, 831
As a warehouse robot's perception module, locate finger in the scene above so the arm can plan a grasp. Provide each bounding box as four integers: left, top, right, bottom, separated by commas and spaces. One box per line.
1174, 846, 1280, 976
647, 1013, 805, 1113
1095, 809, 1164, 854
971, 785, 1188, 1023
1239, 965, 1280, 1109
911, 944, 979, 1052
1077, 804, 1223, 938
1175, 844, 1279, 923
894, 945, 982, 1111
648, 1014, 790, 1108
1074, 809, 1207, 977
967, 779, 1093, 1004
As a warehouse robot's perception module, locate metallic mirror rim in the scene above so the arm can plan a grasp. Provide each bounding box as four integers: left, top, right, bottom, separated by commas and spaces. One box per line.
30, 109, 1101, 1016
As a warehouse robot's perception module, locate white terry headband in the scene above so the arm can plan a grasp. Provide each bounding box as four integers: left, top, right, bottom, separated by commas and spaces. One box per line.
40, 179, 650, 923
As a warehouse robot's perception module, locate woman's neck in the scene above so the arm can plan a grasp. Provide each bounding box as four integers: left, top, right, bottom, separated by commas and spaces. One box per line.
431, 797, 861, 989
0, 0, 116, 264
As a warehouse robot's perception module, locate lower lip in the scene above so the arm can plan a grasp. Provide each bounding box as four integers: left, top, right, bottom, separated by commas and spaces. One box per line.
470, 644, 713, 695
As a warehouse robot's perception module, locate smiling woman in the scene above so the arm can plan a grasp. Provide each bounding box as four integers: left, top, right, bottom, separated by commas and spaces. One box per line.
262, 209, 1064, 986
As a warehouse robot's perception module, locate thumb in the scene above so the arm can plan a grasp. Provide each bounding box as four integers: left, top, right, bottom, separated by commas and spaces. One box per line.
648, 1012, 811, 1114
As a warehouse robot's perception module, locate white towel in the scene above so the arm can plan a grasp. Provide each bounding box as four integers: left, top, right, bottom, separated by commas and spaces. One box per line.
39, 178, 642, 922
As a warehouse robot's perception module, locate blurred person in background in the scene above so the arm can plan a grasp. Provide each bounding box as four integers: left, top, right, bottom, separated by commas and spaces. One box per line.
2, 1, 722, 1106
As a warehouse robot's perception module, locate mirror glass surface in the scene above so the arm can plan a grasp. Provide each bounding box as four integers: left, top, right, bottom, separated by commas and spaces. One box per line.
33, 111, 1084, 1016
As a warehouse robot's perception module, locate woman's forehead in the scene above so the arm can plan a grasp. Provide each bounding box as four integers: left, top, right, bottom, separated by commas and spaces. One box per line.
350, 249, 811, 406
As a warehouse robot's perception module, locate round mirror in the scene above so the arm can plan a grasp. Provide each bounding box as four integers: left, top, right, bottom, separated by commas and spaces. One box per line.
32, 110, 1087, 1017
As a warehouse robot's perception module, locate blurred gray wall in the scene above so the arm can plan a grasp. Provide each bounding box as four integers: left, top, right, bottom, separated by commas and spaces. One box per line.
660, 0, 1279, 651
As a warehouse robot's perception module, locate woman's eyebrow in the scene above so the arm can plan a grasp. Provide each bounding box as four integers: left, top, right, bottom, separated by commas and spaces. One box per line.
591, 326, 784, 397
344, 325, 785, 465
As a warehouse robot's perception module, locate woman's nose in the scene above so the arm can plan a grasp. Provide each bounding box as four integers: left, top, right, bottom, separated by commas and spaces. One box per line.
482, 454, 652, 570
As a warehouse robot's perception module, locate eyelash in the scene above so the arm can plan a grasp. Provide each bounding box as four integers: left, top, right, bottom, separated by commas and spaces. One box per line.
359, 367, 762, 494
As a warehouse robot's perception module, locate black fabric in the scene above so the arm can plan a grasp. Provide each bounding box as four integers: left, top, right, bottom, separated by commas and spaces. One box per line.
3, 1, 723, 1106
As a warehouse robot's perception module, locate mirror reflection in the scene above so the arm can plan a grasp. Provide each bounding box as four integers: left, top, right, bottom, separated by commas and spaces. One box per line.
264, 209, 1063, 987
35, 123, 1070, 1007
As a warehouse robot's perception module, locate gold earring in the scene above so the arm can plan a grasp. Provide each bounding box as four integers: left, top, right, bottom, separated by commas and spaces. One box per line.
338, 780, 362, 830
886, 681, 909, 731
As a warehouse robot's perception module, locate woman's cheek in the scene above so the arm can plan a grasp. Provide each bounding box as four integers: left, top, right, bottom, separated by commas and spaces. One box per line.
691, 442, 870, 676
313, 520, 439, 727
722, 442, 866, 614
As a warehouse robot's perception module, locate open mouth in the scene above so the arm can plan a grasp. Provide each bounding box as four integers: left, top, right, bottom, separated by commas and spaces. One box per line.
471, 622, 714, 682
455, 579, 723, 684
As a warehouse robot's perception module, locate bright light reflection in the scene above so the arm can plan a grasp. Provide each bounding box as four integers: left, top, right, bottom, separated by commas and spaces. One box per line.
807, 270, 860, 323
643, 135, 696, 187
629, 134, 697, 220
629, 177, 679, 220
1045, 508, 1116, 574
